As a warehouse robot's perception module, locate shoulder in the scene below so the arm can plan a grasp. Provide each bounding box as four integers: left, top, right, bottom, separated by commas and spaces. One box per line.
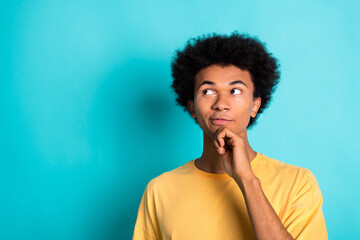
256, 153, 317, 184
255, 153, 322, 201
256, 153, 323, 207
145, 160, 193, 192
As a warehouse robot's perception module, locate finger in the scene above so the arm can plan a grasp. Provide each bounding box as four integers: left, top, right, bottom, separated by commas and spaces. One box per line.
212, 128, 224, 151
216, 130, 229, 149
218, 136, 225, 148
225, 137, 235, 149
217, 128, 235, 140
214, 138, 224, 154
215, 129, 224, 144
215, 129, 228, 154
217, 129, 238, 151
213, 137, 220, 151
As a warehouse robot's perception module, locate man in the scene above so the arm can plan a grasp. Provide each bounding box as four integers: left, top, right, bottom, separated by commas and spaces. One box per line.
132, 32, 328, 239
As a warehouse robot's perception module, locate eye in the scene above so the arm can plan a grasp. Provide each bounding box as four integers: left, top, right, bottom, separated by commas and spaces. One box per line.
202, 89, 216, 95
231, 88, 242, 95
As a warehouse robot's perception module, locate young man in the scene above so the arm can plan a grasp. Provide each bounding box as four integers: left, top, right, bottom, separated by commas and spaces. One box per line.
132, 32, 328, 239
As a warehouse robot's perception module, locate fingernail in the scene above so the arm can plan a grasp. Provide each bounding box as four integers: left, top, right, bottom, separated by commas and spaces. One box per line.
217, 148, 221, 154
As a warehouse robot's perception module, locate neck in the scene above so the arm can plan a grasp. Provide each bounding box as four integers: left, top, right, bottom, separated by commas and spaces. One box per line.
195, 130, 257, 174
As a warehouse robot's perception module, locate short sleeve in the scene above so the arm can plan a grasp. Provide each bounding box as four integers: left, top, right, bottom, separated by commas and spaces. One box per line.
132, 182, 161, 240
283, 170, 328, 240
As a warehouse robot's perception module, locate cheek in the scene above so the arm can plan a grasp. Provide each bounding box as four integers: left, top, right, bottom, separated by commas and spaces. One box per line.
233, 99, 254, 121
194, 99, 212, 127
194, 97, 211, 115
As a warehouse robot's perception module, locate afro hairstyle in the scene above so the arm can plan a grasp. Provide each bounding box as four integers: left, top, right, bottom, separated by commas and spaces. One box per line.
170, 32, 280, 129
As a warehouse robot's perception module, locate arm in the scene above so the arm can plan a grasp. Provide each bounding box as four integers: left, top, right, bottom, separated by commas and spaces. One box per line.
132, 181, 161, 240
282, 170, 328, 240
214, 128, 293, 240
235, 173, 294, 240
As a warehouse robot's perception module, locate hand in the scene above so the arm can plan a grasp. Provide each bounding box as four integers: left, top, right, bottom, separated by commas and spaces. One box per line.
213, 127, 255, 181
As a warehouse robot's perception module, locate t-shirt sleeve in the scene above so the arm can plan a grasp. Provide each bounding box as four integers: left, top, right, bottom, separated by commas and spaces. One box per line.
283, 169, 328, 240
132, 181, 161, 240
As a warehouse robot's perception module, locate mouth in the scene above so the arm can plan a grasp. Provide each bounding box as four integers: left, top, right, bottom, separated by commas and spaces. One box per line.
210, 118, 233, 126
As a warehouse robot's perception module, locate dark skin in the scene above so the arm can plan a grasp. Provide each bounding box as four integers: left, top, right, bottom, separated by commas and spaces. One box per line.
187, 64, 294, 240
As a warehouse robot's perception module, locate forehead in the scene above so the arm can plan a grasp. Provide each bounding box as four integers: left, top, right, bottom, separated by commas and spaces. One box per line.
195, 64, 253, 89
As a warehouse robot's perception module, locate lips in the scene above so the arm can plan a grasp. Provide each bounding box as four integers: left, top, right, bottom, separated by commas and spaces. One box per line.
211, 117, 231, 121
210, 118, 233, 126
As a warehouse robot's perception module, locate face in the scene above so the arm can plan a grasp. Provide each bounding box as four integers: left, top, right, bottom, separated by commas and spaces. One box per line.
188, 64, 261, 137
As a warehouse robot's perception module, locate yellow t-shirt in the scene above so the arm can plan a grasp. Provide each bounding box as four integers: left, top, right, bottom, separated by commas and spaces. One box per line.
133, 152, 328, 240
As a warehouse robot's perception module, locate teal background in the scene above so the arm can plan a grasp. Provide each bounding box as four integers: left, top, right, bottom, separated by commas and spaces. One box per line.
1, 0, 359, 239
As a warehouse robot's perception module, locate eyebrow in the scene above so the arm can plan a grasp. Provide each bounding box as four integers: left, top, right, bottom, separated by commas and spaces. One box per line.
197, 80, 248, 90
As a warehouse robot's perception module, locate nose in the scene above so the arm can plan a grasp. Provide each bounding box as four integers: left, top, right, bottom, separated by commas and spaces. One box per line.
211, 93, 230, 111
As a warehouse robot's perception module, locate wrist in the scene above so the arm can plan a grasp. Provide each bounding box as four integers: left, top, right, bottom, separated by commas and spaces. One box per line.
234, 172, 258, 183
234, 174, 260, 192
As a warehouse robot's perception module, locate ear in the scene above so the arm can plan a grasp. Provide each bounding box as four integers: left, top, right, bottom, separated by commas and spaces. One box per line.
250, 97, 261, 118
187, 99, 197, 119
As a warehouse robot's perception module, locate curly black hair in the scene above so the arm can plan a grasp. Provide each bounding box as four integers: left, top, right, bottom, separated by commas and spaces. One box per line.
170, 32, 280, 129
